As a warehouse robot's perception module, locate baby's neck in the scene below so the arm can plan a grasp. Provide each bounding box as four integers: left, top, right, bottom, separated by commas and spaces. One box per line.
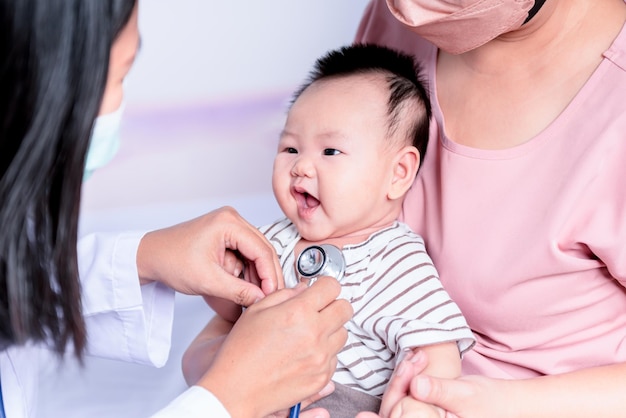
296, 221, 396, 251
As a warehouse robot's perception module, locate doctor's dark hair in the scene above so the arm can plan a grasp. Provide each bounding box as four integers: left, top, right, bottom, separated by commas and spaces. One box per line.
292, 43, 432, 169
0, 0, 136, 358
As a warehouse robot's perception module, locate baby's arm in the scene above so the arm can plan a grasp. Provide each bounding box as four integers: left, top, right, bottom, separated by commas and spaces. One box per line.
415, 341, 462, 379
181, 314, 234, 386
203, 295, 242, 323
379, 342, 461, 417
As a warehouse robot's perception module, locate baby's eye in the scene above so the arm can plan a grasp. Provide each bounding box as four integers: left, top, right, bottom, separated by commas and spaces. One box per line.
324, 148, 341, 156
284, 147, 298, 154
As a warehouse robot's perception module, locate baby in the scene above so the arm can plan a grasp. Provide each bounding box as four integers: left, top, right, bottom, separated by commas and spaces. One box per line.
185, 43, 475, 417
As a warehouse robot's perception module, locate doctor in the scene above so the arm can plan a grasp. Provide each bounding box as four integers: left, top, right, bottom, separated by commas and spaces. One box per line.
0, 1, 352, 417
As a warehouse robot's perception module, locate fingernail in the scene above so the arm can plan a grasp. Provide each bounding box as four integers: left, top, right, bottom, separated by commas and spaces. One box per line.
409, 350, 425, 363
395, 359, 408, 377
401, 349, 414, 362
415, 376, 431, 399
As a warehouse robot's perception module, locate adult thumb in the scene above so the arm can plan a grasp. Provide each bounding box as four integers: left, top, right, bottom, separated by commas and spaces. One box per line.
214, 270, 265, 306
411, 376, 462, 418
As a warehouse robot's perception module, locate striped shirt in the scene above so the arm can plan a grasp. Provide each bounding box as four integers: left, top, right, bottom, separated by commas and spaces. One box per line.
259, 219, 475, 396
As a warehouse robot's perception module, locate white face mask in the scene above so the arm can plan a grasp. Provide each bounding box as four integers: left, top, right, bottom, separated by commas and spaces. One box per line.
386, 0, 535, 54
83, 101, 125, 181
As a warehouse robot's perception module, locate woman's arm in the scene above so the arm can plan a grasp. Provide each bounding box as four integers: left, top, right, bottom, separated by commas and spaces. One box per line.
362, 353, 626, 418
411, 361, 626, 418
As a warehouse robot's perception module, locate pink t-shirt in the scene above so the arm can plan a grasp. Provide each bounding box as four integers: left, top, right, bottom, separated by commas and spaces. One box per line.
357, 0, 626, 379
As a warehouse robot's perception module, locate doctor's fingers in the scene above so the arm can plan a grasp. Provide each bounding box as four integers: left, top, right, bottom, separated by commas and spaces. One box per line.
265, 383, 335, 418
241, 255, 285, 294
214, 207, 284, 294
299, 408, 331, 418
300, 381, 336, 411
294, 275, 347, 312
293, 277, 352, 350
249, 276, 346, 314
222, 251, 265, 295
318, 299, 351, 344
208, 269, 268, 307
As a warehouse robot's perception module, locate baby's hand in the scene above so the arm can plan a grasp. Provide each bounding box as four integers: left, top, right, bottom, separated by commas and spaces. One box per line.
370, 350, 453, 418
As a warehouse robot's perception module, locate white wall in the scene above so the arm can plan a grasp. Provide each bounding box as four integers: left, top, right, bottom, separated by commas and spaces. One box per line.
127, 1, 371, 109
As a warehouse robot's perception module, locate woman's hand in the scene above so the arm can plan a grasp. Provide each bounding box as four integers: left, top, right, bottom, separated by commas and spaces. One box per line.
363, 356, 626, 418
407, 374, 512, 418
357, 351, 441, 418
197, 276, 352, 418
137, 206, 283, 306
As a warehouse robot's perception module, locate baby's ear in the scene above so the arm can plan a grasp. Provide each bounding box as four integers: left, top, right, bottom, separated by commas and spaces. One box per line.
388, 146, 419, 200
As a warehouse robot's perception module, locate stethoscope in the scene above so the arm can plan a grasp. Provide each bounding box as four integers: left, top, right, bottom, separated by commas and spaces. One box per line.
289, 244, 346, 418
296, 244, 345, 286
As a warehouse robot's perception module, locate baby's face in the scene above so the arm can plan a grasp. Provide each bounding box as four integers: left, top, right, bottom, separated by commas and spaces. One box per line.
273, 74, 402, 243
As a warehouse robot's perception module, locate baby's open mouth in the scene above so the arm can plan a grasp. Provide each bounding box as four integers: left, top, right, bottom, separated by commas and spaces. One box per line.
295, 190, 320, 209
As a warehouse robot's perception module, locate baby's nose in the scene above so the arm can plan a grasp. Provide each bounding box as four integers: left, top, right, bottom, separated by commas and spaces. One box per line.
290, 157, 314, 178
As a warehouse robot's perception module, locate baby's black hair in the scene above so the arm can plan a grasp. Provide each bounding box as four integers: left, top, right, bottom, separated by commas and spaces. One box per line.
292, 43, 431, 168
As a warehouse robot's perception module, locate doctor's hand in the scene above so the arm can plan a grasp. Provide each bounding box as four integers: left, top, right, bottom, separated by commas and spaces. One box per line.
264, 382, 336, 418
197, 276, 352, 418
136, 206, 283, 306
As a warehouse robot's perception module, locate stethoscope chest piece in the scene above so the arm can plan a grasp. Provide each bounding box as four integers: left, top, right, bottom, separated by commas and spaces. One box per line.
296, 244, 345, 286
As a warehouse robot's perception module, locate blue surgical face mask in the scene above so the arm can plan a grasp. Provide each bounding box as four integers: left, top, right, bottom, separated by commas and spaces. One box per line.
83, 101, 125, 181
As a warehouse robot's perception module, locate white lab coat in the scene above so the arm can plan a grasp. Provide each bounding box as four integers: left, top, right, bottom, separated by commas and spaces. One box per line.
0, 232, 229, 418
